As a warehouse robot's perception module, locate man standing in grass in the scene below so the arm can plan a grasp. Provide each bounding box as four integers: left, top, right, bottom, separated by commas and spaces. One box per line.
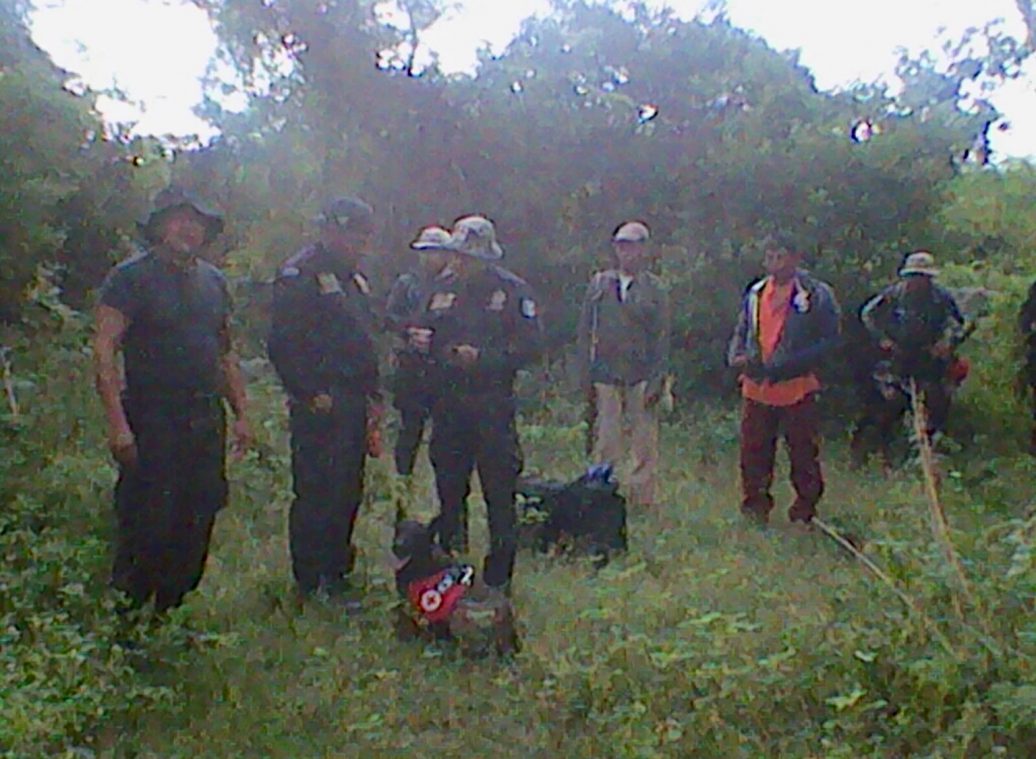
385, 225, 452, 478
94, 187, 252, 613
578, 221, 670, 509
727, 235, 841, 526
268, 197, 381, 606
416, 215, 542, 594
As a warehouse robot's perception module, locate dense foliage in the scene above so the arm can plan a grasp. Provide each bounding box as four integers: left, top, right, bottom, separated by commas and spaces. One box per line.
1, 0, 1034, 755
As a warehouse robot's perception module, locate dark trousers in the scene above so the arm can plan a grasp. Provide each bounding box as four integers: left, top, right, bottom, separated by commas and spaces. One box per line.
739, 396, 824, 521
392, 367, 435, 477
430, 393, 520, 589
289, 394, 367, 594
112, 395, 226, 612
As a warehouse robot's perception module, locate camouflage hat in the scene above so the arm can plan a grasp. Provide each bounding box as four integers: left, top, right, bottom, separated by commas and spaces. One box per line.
612, 221, 650, 243
446, 215, 504, 260
899, 251, 939, 278
140, 185, 224, 244
410, 225, 452, 251
314, 196, 375, 233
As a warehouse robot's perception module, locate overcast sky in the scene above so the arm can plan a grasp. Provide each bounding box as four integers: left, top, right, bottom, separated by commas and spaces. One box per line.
29, 0, 1036, 157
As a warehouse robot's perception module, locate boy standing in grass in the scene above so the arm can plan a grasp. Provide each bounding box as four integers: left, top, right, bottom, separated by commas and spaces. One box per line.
727, 235, 841, 526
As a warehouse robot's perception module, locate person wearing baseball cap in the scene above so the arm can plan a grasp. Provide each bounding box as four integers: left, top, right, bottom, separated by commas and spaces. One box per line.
267, 195, 381, 607
384, 225, 453, 478
412, 214, 543, 595
858, 250, 969, 449
577, 220, 671, 509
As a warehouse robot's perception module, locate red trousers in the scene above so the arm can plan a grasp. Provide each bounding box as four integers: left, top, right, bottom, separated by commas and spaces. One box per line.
739, 396, 824, 521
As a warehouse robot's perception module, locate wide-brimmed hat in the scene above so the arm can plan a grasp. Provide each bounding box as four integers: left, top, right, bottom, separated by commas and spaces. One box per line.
410, 225, 452, 251
313, 196, 375, 234
139, 186, 224, 244
446, 215, 504, 260
612, 220, 650, 243
899, 251, 939, 278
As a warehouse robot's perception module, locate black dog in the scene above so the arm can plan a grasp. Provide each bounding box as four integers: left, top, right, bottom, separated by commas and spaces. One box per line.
391, 516, 520, 657
516, 463, 628, 567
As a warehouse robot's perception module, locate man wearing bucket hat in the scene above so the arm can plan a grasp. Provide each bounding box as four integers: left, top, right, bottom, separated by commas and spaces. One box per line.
414, 215, 543, 594
385, 226, 452, 478
577, 220, 671, 508
858, 251, 969, 445
94, 186, 252, 613
268, 196, 382, 605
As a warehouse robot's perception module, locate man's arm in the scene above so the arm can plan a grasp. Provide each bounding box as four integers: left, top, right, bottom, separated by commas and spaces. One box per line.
860, 289, 892, 344
94, 304, 135, 465
646, 282, 671, 402
267, 278, 326, 403
576, 276, 601, 390
726, 292, 751, 367
219, 317, 252, 456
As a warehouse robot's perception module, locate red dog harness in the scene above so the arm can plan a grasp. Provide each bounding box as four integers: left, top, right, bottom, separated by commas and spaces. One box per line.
406, 564, 475, 624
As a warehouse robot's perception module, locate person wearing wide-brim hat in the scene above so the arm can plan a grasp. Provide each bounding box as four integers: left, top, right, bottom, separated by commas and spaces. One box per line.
94, 185, 251, 614
137, 186, 225, 247
384, 225, 453, 478
577, 220, 671, 509
858, 249, 969, 446
268, 195, 382, 607
411, 214, 543, 595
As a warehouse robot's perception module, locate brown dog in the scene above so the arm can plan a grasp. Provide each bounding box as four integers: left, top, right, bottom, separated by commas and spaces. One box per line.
391, 518, 520, 657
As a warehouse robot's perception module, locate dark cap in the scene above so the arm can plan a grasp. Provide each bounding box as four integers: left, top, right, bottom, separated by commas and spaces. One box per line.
314, 196, 375, 233
139, 185, 224, 244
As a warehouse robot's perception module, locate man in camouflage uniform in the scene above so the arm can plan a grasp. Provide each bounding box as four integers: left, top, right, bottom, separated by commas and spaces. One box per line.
1020, 278, 1036, 455
857, 251, 968, 447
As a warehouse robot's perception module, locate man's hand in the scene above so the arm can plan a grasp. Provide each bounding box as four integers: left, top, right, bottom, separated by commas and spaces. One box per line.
108, 427, 138, 468
231, 416, 253, 460
930, 341, 952, 359
453, 344, 480, 366
406, 327, 433, 353
311, 393, 334, 413
366, 402, 384, 458
879, 338, 896, 352
730, 354, 748, 368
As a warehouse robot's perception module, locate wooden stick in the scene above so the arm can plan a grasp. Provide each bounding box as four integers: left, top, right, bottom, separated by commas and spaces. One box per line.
812, 516, 959, 658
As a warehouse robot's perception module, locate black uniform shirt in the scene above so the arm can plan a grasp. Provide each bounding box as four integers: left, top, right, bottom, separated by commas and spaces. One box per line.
417, 264, 543, 397
99, 250, 229, 399
268, 243, 379, 401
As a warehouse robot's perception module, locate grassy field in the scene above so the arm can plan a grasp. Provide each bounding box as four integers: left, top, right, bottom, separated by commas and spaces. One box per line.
84, 381, 1034, 759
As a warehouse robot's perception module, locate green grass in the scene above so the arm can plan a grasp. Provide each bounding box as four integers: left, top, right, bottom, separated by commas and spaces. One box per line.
86, 381, 1035, 758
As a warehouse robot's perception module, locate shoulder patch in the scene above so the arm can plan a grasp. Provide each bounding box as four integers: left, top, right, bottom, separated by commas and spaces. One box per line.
317, 272, 343, 294
520, 297, 537, 319
429, 292, 457, 311
487, 289, 508, 311
353, 272, 371, 295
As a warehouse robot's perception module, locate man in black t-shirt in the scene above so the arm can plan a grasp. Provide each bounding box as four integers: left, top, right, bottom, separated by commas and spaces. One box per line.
94, 187, 252, 613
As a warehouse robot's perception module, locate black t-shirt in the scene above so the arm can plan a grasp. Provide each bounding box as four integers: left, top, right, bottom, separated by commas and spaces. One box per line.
99, 251, 229, 398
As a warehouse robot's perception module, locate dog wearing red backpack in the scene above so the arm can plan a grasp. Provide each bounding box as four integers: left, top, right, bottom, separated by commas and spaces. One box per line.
390, 514, 520, 657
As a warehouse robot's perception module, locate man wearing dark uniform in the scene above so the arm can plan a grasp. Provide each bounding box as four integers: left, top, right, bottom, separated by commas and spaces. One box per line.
414, 215, 543, 593
94, 187, 252, 613
384, 225, 451, 477
268, 197, 381, 604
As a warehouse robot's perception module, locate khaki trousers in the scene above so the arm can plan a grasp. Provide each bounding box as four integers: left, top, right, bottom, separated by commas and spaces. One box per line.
591, 382, 659, 507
